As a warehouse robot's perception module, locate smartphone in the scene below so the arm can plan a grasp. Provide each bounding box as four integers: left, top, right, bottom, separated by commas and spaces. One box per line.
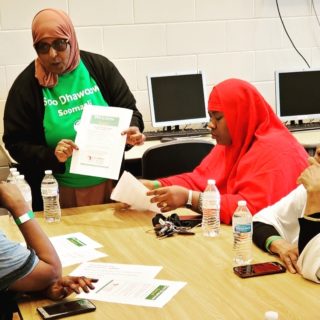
37, 299, 96, 319
233, 261, 286, 278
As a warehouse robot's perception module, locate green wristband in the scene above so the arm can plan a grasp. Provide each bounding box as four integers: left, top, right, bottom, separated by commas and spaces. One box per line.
152, 180, 161, 189
265, 235, 283, 253
15, 210, 35, 226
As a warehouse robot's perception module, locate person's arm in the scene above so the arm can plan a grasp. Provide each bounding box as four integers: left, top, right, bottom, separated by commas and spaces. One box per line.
145, 183, 202, 213
0, 183, 62, 292
3, 65, 65, 174
252, 221, 299, 273
252, 221, 281, 252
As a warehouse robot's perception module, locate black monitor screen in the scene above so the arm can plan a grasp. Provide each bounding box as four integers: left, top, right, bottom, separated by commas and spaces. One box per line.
147, 72, 209, 128
275, 69, 320, 121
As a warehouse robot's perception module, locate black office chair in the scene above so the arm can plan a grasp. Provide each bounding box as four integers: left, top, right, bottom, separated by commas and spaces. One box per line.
141, 139, 214, 180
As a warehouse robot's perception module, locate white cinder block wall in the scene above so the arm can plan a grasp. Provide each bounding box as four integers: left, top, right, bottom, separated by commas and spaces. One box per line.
1, 0, 320, 136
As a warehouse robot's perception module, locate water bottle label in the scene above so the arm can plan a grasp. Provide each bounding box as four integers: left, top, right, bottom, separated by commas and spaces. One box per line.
41, 188, 58, 197
235, 224, 251, 233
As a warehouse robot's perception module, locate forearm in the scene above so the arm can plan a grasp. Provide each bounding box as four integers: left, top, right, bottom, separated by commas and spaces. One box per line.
253, 222, 281, 252
12, 202, 61, 275
304, 191, 320, 215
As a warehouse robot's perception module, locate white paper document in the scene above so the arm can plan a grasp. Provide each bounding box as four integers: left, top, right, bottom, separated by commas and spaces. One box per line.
76, 276, 186, 308
49, 232, 107, 267
111, 171, 161, 213
70, 106, 133, 180
70, 262, 162, 280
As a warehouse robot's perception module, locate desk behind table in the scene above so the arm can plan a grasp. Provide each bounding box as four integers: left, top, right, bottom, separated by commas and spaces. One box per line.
125, 130, 320, 177
1, 204, 317, 320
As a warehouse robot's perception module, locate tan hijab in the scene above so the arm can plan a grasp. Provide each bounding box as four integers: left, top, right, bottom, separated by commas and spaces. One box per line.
32, 8, 80, 88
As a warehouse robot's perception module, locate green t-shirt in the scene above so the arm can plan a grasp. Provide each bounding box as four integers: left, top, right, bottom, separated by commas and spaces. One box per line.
43, 60, 108, 188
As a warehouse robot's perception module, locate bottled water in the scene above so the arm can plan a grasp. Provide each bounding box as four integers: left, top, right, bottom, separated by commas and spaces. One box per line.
41, 170, 61, 223
6, 167, 18, 183
232, 200, 253, 265
6, 168, 19, 221
264, 311, 279, 320
15, 175, 32, 210
201, 179, 220, 237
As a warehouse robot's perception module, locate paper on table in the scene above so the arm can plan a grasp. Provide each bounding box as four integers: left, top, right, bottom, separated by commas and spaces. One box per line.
111, 171, 161, 213
70, 105, 133, 180
48, 232, 107, 267
71, 262, 162, 280
77, 276, 186, 308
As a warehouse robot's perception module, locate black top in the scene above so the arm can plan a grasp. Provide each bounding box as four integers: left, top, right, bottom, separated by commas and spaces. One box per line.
252, 221, 280, 252
298, 212, 320, 253
3, 51, 144, 210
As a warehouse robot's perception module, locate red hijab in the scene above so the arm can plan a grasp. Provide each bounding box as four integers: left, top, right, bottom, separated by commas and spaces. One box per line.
159, 79, 308, 224
32, 8, 80, 88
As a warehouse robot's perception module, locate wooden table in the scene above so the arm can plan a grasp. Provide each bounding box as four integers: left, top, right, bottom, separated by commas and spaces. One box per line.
1, 204, 318, 320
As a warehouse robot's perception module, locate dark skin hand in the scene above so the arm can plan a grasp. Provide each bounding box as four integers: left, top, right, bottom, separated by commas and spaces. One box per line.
45, 276, 98, 300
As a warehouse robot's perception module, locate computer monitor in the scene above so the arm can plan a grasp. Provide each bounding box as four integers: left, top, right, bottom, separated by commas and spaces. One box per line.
146, 71, 209, 128
275, 68, 320, 122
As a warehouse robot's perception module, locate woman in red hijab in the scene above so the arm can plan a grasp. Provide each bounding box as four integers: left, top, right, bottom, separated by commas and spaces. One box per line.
145, 79, 308, 224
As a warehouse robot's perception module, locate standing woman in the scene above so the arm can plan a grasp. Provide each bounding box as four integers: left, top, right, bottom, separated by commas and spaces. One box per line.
145, 79, 308, 224
3, 8, 145, 211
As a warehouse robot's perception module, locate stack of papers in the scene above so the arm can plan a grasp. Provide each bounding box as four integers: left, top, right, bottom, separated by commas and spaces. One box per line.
71, 262, 186, 308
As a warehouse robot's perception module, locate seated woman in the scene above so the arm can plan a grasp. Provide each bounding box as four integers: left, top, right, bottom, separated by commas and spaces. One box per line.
253, 145, 320, 283
144, 78, 308, 224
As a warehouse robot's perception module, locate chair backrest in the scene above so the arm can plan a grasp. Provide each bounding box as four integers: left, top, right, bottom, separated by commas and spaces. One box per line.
141, 139, 214, 179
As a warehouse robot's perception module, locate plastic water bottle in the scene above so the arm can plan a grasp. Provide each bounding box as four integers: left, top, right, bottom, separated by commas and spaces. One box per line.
6, 168, 19, 221
232, 200, 253, 265
15, 175, 32, 210
41, 170, 61, 223
264, 311, 279, 320
201, 179, 220, 237
6, 167, 18, 183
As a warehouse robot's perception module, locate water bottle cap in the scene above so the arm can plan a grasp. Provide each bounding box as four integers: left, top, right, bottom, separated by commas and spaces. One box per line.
45, 170, 52, 175
208, 179, 216, 185
12, 172, 19, 176
238, 200, 246, 206
9, 167, 17, 172
264, 311, 278, 320
17, 175, 24, 180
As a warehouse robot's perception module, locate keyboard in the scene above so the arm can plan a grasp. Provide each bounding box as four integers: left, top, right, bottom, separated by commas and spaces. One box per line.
144, 128, 211, 141
286, 122, 320, 132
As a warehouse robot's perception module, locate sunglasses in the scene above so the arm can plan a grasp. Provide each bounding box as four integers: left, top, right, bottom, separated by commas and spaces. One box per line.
35, 39, 69, 54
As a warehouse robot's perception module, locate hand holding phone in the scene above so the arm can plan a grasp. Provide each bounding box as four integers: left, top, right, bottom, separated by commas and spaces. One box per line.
233, 261, 286, 278
37, 299, 96, 319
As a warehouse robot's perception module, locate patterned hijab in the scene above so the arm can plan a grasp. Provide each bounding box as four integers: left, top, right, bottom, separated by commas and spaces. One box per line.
32, 8, 80, 88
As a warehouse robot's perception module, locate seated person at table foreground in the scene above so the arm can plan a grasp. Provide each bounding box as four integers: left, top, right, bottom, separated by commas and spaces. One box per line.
143, 78, 308, 224
3, 8, 145, 211
0, 183, 97, 319
253, 145, 320, 283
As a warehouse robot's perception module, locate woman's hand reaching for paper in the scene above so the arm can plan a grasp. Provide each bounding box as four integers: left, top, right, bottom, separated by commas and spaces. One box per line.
147, 186, 189, 213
